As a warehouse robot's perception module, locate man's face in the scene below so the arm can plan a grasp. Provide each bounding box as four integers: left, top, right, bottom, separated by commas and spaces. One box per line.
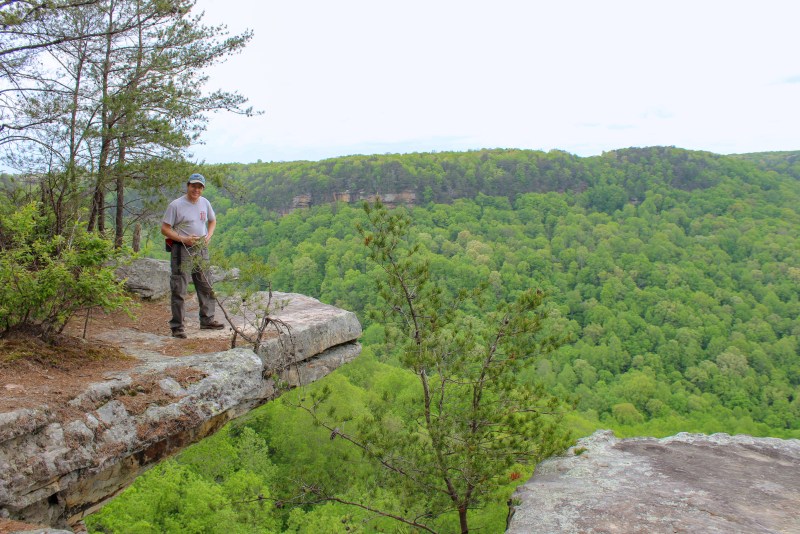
187, 182, 204, 202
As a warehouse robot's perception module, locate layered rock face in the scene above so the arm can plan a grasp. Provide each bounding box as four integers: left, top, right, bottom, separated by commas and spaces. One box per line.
508, 430, 800, 533
0, 292, 361, 529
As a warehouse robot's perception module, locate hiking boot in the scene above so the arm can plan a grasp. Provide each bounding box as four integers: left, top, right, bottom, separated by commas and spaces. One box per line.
171, 328, 187, 339
200, 320, 225, 330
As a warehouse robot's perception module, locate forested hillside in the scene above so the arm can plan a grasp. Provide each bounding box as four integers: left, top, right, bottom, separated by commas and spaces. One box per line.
206, 147, 799, 437
92, 147, 800, 532
217, 146, 792, 212
732, 150, 800, 180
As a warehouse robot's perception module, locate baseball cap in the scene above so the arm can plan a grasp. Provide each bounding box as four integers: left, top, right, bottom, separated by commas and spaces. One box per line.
187, 173, 206, 186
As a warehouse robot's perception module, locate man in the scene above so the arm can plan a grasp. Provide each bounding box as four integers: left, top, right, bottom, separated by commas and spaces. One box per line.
161, 173, 225, 338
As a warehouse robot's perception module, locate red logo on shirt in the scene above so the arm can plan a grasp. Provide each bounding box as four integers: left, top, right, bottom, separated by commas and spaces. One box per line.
200, 211, 206, 221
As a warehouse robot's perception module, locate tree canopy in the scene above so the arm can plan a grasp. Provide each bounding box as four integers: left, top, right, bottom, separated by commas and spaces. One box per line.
0, 0, 255, 245
203, 147, 800, 439
91, 147, 800, 532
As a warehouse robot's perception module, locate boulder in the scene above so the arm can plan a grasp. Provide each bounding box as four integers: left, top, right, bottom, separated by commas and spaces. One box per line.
114, 257, 238, 299
507, 429, 800, 533
114, 257, 171, 299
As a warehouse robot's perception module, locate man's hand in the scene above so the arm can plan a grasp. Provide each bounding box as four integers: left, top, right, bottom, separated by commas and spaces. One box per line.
184, 234, 201, 247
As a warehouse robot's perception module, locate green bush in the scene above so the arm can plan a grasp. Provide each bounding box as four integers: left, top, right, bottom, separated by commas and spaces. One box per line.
0, 202, 130, 340
612, 403, 645, 425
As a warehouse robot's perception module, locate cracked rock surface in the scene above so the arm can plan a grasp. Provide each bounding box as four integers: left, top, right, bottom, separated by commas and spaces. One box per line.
508, 429, 800, 534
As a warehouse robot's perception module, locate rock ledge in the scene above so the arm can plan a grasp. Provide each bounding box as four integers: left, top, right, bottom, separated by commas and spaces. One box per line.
508, 429, 800, 533
0, 292, 361, 530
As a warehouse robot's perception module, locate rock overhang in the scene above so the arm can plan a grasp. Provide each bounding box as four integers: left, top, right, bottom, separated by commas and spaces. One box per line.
0, 292, 361, 530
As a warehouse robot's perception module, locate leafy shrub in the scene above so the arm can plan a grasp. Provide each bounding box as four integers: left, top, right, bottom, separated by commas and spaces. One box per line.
0, 202, 130, 340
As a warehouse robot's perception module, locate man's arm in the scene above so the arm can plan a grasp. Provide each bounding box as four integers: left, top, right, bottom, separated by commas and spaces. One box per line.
205, 219, 216, 245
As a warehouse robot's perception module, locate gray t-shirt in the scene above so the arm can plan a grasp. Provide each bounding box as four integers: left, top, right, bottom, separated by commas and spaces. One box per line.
163, 196, 216, 238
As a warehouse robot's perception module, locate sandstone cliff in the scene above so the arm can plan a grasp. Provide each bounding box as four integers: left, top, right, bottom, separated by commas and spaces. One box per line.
0, 288, 361, 530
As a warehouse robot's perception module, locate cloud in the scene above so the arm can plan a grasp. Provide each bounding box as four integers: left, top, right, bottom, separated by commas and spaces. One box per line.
192, 0, 800, 164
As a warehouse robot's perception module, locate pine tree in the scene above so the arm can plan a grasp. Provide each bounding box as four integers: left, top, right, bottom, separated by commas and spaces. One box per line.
296, 200, 572, 533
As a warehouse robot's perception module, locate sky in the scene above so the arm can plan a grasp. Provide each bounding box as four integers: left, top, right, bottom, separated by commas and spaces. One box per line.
190, 0, 800, 165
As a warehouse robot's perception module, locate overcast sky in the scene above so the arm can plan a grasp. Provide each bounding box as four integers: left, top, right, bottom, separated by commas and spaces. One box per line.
190, 0, 800, 165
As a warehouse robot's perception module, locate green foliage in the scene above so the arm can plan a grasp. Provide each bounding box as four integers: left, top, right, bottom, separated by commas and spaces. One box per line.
206, 148, 800, 440
1, 0, 255, 247
86, 459, 278, 534
287, 201, 571, 532
90, 147, 800, 532
0, 202, 130, 339
87, 427, 281, 534
209, 146, 778, 214
90, 352, 535, 533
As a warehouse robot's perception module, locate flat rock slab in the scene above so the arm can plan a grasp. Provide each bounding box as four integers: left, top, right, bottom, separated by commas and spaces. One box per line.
508, 430, 800, 534
246, 292, 364, 367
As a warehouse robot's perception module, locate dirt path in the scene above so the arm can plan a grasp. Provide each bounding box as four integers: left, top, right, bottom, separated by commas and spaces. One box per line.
0, 295, 240, 414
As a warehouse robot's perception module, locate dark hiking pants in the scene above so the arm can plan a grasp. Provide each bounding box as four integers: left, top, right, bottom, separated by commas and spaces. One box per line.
169, 243, 216, 331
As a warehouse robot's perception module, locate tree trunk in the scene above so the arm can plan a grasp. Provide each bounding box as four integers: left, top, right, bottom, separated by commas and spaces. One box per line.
88, 3, 115, 234
114, 139, 126, 248
132, 222, 141, 252
63, 35, 87, 236
458, 505, 469, 533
